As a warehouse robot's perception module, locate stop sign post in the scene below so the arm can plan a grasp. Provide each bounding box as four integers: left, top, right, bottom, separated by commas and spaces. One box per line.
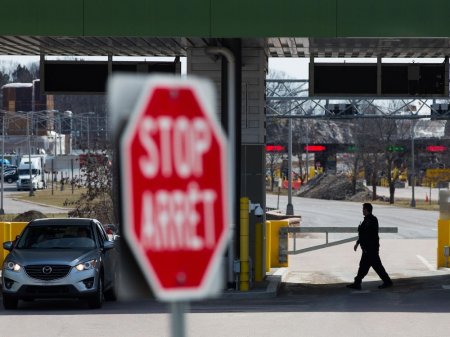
120, 76, 229, 302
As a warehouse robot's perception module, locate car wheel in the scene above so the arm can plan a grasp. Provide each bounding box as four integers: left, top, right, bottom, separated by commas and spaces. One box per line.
6, 178, 13, 184
104, 271, 118, 301
3, 294, 18, 309
88, 276, 103, 309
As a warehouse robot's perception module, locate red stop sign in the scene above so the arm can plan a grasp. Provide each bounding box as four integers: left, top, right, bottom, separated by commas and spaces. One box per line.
120, 76, 229, 301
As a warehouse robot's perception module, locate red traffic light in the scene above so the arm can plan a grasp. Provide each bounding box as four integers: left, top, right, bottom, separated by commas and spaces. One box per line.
426, 145, 447, 152
266, 145, 285, 152
304, 145, 326, 152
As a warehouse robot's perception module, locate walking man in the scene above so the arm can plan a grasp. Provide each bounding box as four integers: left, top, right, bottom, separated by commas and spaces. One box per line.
347, 203, 393, 290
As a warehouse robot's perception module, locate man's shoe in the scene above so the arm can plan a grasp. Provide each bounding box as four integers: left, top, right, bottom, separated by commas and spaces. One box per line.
378, 281, 393, 289
346, 283, 361, 290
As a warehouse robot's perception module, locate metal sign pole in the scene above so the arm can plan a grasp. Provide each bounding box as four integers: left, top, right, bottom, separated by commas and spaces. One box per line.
286, 116, 294, 215
51, 159, 54, 195
170, 301, 187, 337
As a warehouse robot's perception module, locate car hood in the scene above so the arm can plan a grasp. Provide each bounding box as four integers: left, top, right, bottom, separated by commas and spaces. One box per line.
8, 248, 99, 266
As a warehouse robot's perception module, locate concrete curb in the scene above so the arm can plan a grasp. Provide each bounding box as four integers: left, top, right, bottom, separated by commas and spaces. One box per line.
266, 267, 288, 295
220, 268, 288, 299
11, 198, 73, 212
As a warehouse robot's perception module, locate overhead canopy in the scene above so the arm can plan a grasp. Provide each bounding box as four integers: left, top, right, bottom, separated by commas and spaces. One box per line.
1, 37, 450, 59
1, 0, 450, 58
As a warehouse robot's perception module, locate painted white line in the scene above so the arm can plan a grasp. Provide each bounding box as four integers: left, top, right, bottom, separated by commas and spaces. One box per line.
416, 255, 436, 271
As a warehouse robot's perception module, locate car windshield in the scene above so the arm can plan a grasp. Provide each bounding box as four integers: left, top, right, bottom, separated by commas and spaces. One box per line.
16, 225, 96, 249
18, 169, 38, 175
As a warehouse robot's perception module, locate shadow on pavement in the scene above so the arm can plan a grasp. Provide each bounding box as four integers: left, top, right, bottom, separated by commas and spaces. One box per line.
3, 274, 450, 315
278, 273, 450, 313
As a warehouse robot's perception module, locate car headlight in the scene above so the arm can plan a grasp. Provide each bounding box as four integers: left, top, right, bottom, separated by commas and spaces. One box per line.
75, 259, 97, 271
4, 261, 21, 272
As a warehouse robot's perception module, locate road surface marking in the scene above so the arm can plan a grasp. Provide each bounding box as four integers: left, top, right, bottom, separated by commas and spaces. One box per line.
442, 285, 450, 290
416, 255, 436, 271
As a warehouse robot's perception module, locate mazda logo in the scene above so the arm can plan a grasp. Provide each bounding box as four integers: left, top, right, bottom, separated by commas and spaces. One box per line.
42, 266, 53, 274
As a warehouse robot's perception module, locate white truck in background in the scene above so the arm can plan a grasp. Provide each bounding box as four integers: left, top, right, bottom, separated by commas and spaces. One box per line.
16, 156, 46, 191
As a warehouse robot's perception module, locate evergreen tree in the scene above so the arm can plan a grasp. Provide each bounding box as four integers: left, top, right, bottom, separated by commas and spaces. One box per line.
11, 64, 33, 82
29, 62, 40, 80
0, 71, 10, 88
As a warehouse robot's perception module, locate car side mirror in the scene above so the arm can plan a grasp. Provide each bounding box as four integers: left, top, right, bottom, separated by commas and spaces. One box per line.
3, 241, 14, 251
103, 240, 115, 250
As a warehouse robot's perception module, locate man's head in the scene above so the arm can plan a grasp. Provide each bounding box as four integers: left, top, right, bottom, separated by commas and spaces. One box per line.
362, 203, 373, 216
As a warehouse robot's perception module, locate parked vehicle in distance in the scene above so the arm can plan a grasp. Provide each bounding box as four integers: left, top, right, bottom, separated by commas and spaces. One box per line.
16, 156, 45, 191
2, 166, 18, 183
0, 159, 11, 166
1, 218, 118, 309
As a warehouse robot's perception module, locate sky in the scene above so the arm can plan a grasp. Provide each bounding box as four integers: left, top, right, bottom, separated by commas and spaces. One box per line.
268, 58, 309, 78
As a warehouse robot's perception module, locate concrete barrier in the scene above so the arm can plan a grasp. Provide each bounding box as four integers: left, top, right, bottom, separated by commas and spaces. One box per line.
269, 220, 290, 268
438, 190, 450, 268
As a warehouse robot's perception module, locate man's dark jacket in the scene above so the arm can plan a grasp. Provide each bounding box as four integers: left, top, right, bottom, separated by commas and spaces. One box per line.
357, 213, 380, 252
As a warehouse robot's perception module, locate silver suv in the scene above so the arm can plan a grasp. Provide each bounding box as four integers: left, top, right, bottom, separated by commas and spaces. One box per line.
2, 218, 118, 309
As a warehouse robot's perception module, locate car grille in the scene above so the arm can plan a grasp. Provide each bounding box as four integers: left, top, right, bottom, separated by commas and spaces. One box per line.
21, 285, 76, 297
21, 179, 30, 184
24, 265, 72, 281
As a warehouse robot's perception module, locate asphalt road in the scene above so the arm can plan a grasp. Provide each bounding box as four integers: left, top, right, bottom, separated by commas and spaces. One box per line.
0, 194, 448, 336
267, 194, 439, 238
0, 183, 70, 215
0, 279, 450, 337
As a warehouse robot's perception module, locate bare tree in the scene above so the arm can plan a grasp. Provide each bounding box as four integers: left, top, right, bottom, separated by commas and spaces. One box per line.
69, 149, 116, 224
376, 119, 399, 204
266, 149, 283, 191
354, 119, 383, 200
349, 147, 361, 195
355, 116, 410, 203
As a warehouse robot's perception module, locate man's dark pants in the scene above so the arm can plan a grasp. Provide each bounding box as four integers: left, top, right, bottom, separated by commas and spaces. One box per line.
355, 249, 391, 284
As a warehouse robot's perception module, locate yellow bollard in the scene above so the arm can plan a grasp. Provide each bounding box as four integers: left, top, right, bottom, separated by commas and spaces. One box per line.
240, 197, 249, 291
437, 219, 450, 268
265, 221, 271, 272
1, 222, 11, 265
437, 190, 450, 268
309, 167, 315, 179
254, 222, 263, 282
0, 222, 28, 266
269, 220, 289, 268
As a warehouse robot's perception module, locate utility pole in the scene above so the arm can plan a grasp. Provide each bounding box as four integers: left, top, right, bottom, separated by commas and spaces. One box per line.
410, 120, 416, 208
286, 115, 294, 215
28, 112, 34, 197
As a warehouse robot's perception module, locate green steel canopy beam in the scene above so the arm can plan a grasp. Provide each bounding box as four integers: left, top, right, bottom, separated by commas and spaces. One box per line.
1, 0, 450, 38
